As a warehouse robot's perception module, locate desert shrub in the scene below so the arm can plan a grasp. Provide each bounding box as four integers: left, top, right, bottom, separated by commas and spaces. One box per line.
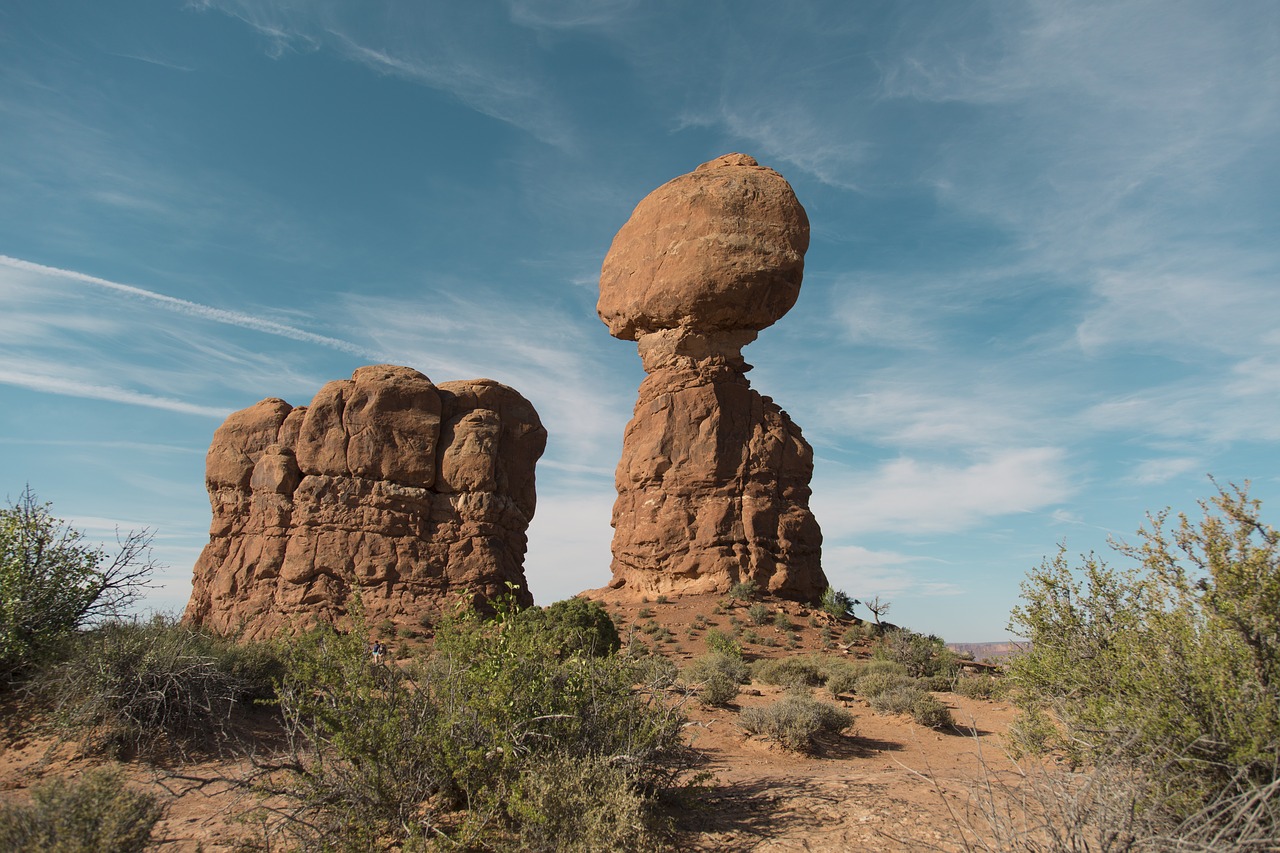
858, 658, 909, 677
772, 611, 793, 631
1, 488, 153, 683
0, 767, 162, 852
747, 603, 769, 625
1008, 481, 1280, 836
727, 580, 759, 601
261, 594, 688, 849
866, 684, 952, 727
924, 673, 957, 692
42, 615, 281, 757
855, 670, 918, 699
875, 627, 959, 679
513, 597, 621, 657
820, 586, 857, 619
824, 663, 862, 697
740, 695, 854, 752
696, 672, 740, 707
705, 628, 742, 659
868, 684, 924, 715
841, 622, 875, 645
508, 752, 660, 852
686, 652, 750, 686
955, 674, 1002, 700
911, 692, 954, 728
752, 655, 825, 689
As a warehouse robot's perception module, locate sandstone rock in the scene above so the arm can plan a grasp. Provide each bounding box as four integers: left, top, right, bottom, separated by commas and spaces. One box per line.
184, 366, 546, 639
599, 155, 827, 602
598, 153, 810, 341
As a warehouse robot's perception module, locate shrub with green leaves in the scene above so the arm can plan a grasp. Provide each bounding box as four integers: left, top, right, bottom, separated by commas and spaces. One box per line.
42, 615, 281, 757
820, 586, 857, 619
740, 695, 854, 752
752, 655, 825, 689
1008, 481, 1280, 833
1, 488, 154, 682
686, 652, 750, 686
954, 674, 1002, 700
0, 768, 162, 853
874, 628, 958, 679
747, 603, 769, 625
867, 685, 954, 728
705, 628, 743, 659
262, 594, 689, 849
727, 580, 759, 601
854, 670, 918, 699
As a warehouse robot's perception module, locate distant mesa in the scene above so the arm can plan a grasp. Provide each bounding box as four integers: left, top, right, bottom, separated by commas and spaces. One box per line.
597, 153, 828, 602
184, 365, 546, 639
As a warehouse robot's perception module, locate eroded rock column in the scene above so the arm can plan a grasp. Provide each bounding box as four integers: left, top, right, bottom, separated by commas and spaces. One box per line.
598, 154, 827, 601
184, 365, 546, 639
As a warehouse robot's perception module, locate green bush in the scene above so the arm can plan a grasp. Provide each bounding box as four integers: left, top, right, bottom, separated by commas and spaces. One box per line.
854, 670, 918, 699
954, 674, 1002, 700
874, 628, 958, 679
42, 615, 282, 757
752, 655, 825, 689
1, 488, 154, 682
820, 587, 857, 619
705, 628, 743, 659
0, 768, 162, 852
772, 611, 793, 631
508, 752, 661, 852
1008, 481, 1280, 834
747, 603, 769, 625
696, 672, 740, 707
824, 663, 862, 697
868, 686, 954, 728
686, 652, 750, 687
727, 580, 759, 601
262, 594, 689, 849
739, 695, 854, 752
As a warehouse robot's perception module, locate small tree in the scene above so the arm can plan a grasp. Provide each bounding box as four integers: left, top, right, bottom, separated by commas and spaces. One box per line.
1008, 480, 1280, 833
1, 487, 154, 680
863, 595, 891, 628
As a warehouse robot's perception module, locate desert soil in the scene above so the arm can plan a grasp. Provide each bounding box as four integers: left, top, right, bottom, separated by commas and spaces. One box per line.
0, 593, 1021, 851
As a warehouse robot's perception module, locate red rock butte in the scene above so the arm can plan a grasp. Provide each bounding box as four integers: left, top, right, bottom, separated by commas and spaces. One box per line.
597, 154, 828, 602
184, 365, 546, 639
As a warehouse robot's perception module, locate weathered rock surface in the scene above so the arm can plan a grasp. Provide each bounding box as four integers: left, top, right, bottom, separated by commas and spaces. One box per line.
599, 155, 827, 601
184, 365, 546, 639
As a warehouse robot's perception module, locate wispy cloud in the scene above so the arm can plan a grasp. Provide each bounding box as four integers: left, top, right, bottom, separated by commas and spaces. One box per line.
193, 0, 575, 148
341, 288, 633, 470
0, 255, 383, 359
0, 359, 231, 418
814, 447, 1073, 538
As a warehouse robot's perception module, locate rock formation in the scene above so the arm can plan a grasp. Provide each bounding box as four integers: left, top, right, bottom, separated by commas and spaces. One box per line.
184, 365, 546, 639
599, 153, 827, 601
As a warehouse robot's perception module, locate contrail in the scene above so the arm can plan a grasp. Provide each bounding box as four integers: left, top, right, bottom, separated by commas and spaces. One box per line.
0, 254, 386, 360
0, 365, 232, 418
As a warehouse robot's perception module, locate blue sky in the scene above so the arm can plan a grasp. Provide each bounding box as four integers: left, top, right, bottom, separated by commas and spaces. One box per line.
2, 0, 1278, 642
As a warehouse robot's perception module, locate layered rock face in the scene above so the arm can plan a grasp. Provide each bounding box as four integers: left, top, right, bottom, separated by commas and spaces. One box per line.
184, 365, 546, 639
599, 154, 827, 601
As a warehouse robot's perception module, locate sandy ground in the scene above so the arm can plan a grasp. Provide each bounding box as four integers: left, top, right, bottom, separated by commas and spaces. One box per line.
0, 593, 1023, 850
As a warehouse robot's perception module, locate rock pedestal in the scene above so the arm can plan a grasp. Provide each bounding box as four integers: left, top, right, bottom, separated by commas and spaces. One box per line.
183, 365, 545, 639
599, 154, 827, 601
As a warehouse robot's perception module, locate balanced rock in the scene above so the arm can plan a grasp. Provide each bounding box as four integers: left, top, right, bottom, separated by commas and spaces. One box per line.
599, 154, 827, 601
184, 365, 546, 639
